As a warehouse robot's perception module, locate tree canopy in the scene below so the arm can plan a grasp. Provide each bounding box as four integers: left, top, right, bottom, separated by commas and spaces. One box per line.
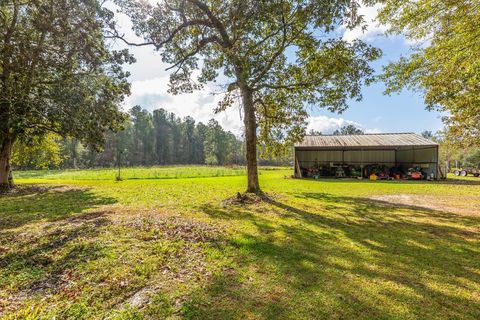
115, 0, 381, 192
333, 124, 364, 135
0, 0, 133, 190
13, 107, 246, 170
374, 0, 480, 146
11, 133, 62, 170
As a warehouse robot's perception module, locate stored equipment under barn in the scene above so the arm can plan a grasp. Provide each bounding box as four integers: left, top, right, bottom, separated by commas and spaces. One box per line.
294, 133, 439, 180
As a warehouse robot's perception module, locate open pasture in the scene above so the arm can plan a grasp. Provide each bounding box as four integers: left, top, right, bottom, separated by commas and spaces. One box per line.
13, 166, 248, 181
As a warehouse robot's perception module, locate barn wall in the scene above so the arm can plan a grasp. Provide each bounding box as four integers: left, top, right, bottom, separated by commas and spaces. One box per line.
297, 147, 437, 164
396, 147, 437, 163
296, 149, 396, 164
296, 150, 343, 163
344, 150, 395, 163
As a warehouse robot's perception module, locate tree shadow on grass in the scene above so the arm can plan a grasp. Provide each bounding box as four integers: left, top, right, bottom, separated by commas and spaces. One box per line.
0, 184, 119, 315
435, 177, 480, 185
189, 193, 480, 319
303, 177, 480, 186
0, 185, 117, 230
0, 208, 112, 314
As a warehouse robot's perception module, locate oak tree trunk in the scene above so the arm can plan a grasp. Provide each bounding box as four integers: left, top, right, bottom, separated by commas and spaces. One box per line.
0, 136, 13, 191
240, 86, 261, 193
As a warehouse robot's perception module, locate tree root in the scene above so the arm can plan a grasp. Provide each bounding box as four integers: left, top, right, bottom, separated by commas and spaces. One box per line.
223, 191, 274, 206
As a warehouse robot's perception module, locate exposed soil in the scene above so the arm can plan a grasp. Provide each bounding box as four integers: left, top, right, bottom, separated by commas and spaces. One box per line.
370, 194, 480, 216
114, 210, 224, 243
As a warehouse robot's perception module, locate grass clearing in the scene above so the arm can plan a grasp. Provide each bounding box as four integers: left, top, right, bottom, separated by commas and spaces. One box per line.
13, 165, 251, 181
1, 167, 480, 319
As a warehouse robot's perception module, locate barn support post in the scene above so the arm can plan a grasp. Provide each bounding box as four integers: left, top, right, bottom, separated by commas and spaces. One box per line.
394, 148, 397, 167
294, 148, 297, 177
360, 148, 364, 178
436, 145, 440, 180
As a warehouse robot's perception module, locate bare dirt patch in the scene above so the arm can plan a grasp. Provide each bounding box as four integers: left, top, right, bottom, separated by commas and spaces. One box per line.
369, 194, 480, 216
114, 210, 224, 243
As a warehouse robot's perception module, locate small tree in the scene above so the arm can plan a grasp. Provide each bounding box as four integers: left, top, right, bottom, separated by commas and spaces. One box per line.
115, 0, 380, 193
11, 133, 62, 170
308, 129, 323, 135
333, 124, 364, 135
0, 0, 133, 190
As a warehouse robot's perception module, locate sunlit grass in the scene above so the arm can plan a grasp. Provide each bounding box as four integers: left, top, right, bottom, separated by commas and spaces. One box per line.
2, 167, 479, 319
13, 165, 251, 181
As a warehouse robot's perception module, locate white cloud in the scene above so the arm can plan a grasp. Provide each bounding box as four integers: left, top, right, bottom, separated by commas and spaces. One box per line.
342, 4, 387, 42
341, 4, 424, 46
364, 128, 383, 134
124, 76, 244, 135
306, 115, 382, 134
107, 4, 244, 134
307, 116, 360, 134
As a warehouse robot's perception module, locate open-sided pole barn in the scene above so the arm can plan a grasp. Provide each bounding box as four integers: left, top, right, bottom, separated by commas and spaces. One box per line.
294, 133, 439, 179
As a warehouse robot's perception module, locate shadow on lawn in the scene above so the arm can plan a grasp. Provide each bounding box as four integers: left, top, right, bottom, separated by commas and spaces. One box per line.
0, 185, 117, 230
188, 193, 480, 319
304, 177, 480, 186
0, 185, 114, 313
0, 211, 111, 313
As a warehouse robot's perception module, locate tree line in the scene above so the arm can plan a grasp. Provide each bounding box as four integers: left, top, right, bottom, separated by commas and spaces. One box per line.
307, 124, 365, 136
12, 106, 246, 170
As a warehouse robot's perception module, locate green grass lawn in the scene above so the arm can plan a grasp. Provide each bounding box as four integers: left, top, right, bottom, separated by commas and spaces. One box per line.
1, 167, 479, 319
13, 165, 250, 181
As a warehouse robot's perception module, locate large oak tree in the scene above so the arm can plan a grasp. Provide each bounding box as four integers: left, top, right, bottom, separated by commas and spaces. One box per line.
115, 0, 381, 193
374, 0, 480, 146
0, 0, 133, 190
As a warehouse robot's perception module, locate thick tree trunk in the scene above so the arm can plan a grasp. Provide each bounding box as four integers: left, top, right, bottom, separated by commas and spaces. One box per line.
240, 86, 261, 193
0, 136, 13, 191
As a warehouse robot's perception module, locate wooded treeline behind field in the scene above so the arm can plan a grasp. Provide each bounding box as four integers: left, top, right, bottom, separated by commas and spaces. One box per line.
12, 106, 290, 170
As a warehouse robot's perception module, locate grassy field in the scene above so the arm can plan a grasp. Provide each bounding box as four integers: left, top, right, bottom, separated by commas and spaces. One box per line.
1, 167, 479, 319
13, 165, 249, 181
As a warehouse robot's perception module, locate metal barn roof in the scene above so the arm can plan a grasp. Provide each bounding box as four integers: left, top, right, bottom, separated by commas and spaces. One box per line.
295, 133, 438, 149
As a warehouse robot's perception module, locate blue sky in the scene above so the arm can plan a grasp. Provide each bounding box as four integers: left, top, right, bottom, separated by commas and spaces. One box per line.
115, 3, 444, 136
308, 32, 444, 134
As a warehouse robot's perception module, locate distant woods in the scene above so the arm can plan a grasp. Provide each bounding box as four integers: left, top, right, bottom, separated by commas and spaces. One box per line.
308, 124, 365, 136
16, 120, 368, 171
333, 125, 364, 136
12, 106, 248, 170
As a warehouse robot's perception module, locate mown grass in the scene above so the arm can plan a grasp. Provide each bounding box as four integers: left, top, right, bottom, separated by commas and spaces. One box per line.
1, 167, 480, 319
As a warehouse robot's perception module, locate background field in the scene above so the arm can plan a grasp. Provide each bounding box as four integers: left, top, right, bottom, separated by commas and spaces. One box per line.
13, 166, 250, 181
1, 167, 479, 319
